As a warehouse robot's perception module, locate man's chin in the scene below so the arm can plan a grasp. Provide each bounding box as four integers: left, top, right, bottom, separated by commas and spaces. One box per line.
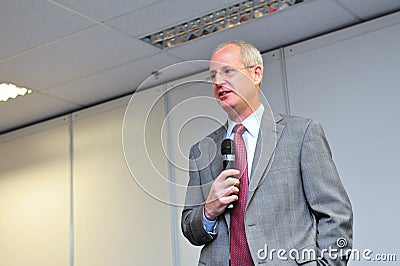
218, 100, 240, 118
217, 99, 231, 109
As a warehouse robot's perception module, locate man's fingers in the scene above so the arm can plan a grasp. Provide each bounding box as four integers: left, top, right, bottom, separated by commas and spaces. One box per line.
204, 169, 241, 218
219, 194, 238, 206
218, 169, 240, 180
214, 185, 238, 199
225, 177, 240, 188
226, 184, 239, 195
212, 187, 239, 205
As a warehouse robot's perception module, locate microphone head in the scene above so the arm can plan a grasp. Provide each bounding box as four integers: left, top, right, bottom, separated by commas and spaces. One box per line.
221, 139, 235, 155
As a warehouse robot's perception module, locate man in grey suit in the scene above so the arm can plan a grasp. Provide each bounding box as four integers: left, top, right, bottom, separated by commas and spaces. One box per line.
181, 41, 353, 265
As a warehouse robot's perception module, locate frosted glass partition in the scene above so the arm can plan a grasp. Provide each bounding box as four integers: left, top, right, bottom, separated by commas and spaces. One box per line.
0, 117, 70, 266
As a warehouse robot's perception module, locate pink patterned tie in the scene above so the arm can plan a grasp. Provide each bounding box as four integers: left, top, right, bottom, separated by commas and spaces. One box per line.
230, 124, 253, 266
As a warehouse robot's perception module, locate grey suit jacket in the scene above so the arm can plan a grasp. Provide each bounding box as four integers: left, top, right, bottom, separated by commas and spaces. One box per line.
181, 111, 353, 265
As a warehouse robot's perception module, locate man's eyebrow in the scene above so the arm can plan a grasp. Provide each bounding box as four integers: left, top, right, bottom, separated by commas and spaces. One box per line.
210, 65, 231, 70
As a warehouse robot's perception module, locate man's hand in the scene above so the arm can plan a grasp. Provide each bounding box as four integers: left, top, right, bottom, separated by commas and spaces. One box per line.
204, 169, 240, 220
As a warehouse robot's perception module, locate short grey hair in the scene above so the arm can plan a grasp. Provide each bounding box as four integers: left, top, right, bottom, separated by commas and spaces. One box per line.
213, 40, 263, 69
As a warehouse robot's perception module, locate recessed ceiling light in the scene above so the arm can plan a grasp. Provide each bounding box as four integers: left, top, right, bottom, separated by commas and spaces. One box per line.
140, 0, 304, 49
0, 83, 32, 102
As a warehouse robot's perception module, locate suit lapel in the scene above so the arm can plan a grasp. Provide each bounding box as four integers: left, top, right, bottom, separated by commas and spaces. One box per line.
209, 125, 226, 181
246, 111, 284, 209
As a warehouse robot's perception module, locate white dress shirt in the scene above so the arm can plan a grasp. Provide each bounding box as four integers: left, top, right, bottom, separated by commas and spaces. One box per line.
225, 104, 264, 180
203, 104, 264, 232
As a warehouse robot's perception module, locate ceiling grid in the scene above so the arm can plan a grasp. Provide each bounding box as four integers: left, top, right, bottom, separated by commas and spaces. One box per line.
0, 0, 399, 133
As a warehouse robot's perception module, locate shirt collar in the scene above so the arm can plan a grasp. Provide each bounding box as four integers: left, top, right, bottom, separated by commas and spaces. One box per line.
226, 104, 264, 138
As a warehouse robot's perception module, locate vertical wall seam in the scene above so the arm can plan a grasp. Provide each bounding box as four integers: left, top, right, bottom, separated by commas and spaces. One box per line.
280, 47, 291, 115
163, 85, 180, 266
68, 114, 75, 266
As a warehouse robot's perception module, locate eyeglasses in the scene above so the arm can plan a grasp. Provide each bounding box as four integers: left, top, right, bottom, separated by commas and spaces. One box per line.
209, 65, 255, 82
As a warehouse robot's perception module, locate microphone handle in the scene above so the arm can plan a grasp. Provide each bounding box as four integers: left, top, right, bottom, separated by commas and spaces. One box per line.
223, 159, 236, 209
223, 160, 235, 170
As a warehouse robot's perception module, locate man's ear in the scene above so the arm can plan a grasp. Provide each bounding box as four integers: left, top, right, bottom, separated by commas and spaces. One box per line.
253, 65, 263, 87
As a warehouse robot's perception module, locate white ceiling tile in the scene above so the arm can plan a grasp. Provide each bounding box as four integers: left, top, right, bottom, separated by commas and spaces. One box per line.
0, 92, 79, 133
41, 52, 201, 106
107, 0, 242, 37
0, 25, 160, 91
335, 0, 400, 20
52, 0, 161, 22
0, 0, 94, 60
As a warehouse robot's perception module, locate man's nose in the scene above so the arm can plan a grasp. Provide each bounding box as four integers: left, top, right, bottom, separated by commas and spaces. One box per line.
213, 72, 226, 85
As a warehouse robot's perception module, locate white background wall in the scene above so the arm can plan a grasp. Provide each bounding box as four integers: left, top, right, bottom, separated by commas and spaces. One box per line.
283, 13, 400, 264
0, 12, 399, 266
0, 118, 71, 266
72, 91, 173, 266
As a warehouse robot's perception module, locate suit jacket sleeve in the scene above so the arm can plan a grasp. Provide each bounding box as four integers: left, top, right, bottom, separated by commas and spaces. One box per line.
181, 144, 216, 246
301, 120, 353, 265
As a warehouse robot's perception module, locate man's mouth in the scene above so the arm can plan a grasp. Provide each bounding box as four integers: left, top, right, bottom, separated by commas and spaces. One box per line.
218, 89, 233, 99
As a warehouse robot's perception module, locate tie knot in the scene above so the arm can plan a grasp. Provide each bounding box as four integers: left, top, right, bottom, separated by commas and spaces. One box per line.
233, 124, 246, 136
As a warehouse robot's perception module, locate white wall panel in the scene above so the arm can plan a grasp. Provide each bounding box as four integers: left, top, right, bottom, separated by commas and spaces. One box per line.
73, 91, 173, 266
261, 49, 288, 115
285, 18, 400, 265
0, 117, 70, 266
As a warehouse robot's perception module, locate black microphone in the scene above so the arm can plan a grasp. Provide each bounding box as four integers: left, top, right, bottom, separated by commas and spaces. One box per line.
221, 139, 235, 209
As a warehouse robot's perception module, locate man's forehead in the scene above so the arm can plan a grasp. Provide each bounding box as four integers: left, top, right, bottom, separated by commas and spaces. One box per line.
209, 57, 243, 70
213, 43, 239, 55
209, 61, 231, 69
209, 59, 246, 71
211, 44, 240, 59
